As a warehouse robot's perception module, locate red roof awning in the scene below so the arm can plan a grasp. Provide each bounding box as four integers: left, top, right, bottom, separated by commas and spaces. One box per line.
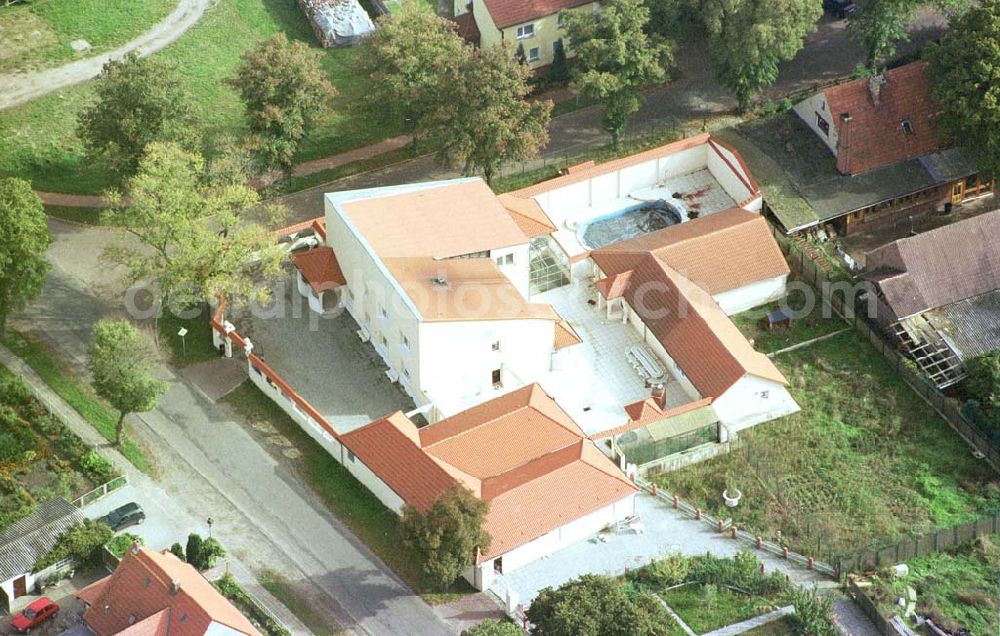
291, 246, 345, 294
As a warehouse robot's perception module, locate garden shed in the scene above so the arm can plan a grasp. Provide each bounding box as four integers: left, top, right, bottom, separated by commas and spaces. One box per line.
0, 498, 84, 612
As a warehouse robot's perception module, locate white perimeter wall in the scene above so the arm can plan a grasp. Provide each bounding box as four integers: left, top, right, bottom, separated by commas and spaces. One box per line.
419, 319, 555, 420
713, 275, 788, 316
533, 145, 709, 221
793, 93, 839, 156
468, 494, 637, 591
706, 140, 757, 208
713, 375, 799, 434
342, 451, 406, 514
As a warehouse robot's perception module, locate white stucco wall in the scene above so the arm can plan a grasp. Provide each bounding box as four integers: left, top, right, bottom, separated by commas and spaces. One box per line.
490, 244, 531, 299
706, 140, 756, 205
712, 375, 799, 433
467, 494, 637, 590
342, 453, 406, 514
793, 92, 839, 155
418, 318, 556, 420
713, 274, 788, 316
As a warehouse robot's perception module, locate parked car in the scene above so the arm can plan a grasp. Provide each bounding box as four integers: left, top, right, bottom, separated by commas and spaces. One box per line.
823, 0, 856, 18
98, 502, 146, 531
10, 597, 59, 633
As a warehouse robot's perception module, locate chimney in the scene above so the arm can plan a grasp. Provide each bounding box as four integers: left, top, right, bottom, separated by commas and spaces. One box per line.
650, 384, 666, 409
867, 75, 882, 107
836, 113, 853, 175
170, 579, 181, 595
130, 542, 140, 556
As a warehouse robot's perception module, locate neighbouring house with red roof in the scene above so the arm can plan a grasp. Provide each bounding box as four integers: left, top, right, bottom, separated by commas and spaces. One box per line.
742, 61, 997, 235
451, 0, 597, 69
337, 383, 637, 591
76, 546, 261, 636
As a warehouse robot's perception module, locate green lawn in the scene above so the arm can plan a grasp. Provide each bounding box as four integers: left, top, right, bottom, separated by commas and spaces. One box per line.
1, 328, 152, 472
730, 287, 847, 355
221, 380, 476, 598
661, 584, 782, 634
869, 538, 1000, 635
157, 304, 219, 366
0, 0, 418, 195
654, 330, 1000, 564
0, 0, 175, 74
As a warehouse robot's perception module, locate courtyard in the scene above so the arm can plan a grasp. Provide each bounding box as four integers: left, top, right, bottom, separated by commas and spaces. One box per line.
237, 275, 415, 434
535, 279, 695, 436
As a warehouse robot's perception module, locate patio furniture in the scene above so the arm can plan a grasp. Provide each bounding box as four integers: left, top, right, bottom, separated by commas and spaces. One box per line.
627, 345, 664, 380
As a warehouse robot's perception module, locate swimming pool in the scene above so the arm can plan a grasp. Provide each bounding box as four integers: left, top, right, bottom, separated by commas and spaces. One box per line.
577, 200, 682, 250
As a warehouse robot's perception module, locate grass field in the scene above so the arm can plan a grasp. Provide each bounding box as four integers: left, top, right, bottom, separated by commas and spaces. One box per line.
1, 328, 152, 472
0, 0, 175, 74
730, 286, 848, 355
221, 380, 476, 599
0, 0, 417, 195
661, 584, 783, 634
869, 537, 1000, 635
654, 330, 1000, 563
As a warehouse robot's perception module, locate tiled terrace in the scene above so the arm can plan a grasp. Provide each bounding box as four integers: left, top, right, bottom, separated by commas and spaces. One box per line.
536, 280, 695, 437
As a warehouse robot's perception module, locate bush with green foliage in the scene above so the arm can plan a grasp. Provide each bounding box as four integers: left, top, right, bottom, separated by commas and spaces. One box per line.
170, 542, 186, 561
185, 532, 226, 570
689, 551, 789, 597
34, 520, 114, 571
462, 618, 523, 636
79, 450, 115, 484
548, 40, 569, 83
789, 587, 837, 635
527, 574, 675, 635
106, 532, 143, 559
966, 350, 1000, 411
214, 573, 292, 636
629, 552, 691, 589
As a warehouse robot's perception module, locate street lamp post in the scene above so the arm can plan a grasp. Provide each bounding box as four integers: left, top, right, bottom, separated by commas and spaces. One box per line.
207, 516, 214, 540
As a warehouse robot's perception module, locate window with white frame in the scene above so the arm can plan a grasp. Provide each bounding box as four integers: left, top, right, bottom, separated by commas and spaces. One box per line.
516, 23, 535, 39
379, 305, 388, 320
492, 340, 501, 352
403, 367, 411, 379
401, 332, 410, 349
527, 47, 540, 62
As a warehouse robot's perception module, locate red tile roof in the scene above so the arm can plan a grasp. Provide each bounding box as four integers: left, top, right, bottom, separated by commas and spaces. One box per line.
339, 412, 456, 511
595, 208, 789, 295
481, 0, 594, 28
342, 385, 637, 559
291, 246, 345, 293
823, 61, 944, 175
77, 547, 261, 636
497, 193, 557, 237
591, 251, 786, 397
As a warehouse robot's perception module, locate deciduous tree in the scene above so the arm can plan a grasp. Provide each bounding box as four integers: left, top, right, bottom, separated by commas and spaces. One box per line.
77, 53, 192, 181
966, 350, 1000, 410
103, 142, 286, 311
925, 0, 1000, 180
526, 574, 674, 635
703, 0, 822, 111
357, 4, 469, 140
87, 319, 167, 447
561, 0, 672, 146
424, 44, 552, 185
228, 33, 336, 175
850, 0, 968, 70
0, 178, 50, 337
401, 484, 490, 589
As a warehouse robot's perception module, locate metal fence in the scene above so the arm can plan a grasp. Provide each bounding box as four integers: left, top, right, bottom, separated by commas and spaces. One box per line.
73, 476, 128, 508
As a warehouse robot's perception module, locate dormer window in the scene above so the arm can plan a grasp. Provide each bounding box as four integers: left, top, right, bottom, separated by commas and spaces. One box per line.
901, 119, 914, 135
516, 24, 535, 39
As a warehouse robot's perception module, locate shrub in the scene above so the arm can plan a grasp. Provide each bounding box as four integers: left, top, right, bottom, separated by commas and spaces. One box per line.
789, 587, 837, 636
79, 450, 116, 484
170, 542, 186, 561
186, 533, 225, 570
462, 619, 523, 636
34, 520, 114, 571
106, 532, 143, 558
630, 552, 690, 589
527, 574, 675, 635
214, 573, 292, 636
0, 375, 33, 408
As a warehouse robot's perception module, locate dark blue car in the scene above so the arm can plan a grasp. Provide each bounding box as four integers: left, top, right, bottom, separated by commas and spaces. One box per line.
823, 0, 856, 18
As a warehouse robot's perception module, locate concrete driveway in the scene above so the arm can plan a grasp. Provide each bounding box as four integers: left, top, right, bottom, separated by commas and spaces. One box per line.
83, 484, 205, 552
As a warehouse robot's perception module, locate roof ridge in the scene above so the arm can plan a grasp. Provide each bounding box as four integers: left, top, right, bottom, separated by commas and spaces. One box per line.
423, 402, 534, 448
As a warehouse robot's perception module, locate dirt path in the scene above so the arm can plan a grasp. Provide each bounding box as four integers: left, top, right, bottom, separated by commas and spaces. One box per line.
0, 0, 211, 110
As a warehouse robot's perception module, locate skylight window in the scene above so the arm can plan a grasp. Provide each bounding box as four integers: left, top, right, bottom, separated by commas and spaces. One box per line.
901, 119, 914, 135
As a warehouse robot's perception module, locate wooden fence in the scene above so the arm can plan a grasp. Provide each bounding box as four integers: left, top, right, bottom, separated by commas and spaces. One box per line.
846, 579, 916, 636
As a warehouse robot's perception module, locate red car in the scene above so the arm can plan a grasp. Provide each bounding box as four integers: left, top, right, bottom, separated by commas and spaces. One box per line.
10, 597, 59, 633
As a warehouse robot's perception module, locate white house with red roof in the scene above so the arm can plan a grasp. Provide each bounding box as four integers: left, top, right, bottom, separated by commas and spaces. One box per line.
337, 383, 638, 591
76, 546, 261, 636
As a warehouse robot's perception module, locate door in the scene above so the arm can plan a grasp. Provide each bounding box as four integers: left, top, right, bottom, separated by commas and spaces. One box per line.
951, 180, 965, 204
13, 575, 26, 599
